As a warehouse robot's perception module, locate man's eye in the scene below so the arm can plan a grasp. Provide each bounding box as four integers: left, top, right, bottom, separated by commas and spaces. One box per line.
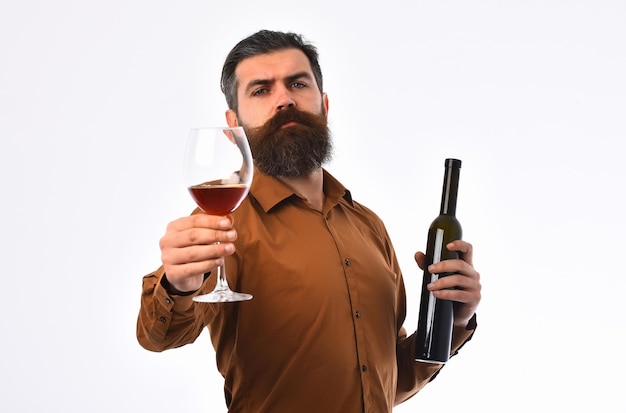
252, 88, 268, 96
291, 82, 306, 89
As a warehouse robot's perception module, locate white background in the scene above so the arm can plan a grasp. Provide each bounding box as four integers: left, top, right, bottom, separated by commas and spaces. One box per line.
1, 0, 625, 411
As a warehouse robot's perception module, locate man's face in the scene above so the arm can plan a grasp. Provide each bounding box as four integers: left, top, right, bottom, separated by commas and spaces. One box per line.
228, 48, 327, 128
226, 49, 332, 178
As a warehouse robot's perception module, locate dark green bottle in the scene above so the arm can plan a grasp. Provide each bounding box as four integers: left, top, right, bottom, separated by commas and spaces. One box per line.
415, 158, 462, 364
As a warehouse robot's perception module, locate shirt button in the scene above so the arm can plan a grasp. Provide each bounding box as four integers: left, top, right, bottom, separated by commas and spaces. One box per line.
344, 258, 351, 266
361, 365, 367, 372
355, 311, 361, 318
159, 316, 167, 323
164, 297, 171, 304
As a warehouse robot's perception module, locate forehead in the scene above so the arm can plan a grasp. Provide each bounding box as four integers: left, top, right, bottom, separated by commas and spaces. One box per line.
235, 48, 314, 85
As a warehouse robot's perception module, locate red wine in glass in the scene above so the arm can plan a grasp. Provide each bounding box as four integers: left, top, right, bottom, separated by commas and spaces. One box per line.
188, 183, 249, 216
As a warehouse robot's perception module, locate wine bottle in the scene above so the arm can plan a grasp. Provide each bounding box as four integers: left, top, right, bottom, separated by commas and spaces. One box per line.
415, 158, 462, 364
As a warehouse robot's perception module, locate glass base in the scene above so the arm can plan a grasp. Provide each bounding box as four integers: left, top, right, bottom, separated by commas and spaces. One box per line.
193, 288, 253, 303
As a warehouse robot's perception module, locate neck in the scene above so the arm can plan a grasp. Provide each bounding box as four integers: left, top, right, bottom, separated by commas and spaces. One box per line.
280, 168, 325, 212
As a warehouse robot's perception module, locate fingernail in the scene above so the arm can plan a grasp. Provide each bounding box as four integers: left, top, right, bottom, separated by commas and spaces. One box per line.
226, 230, 236, 240
224, 243, 235, 253
220, 218, 231, 228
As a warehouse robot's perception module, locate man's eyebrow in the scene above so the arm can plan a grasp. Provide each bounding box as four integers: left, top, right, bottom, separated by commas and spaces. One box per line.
244, 71, 314, 93
244, 78, 272, 93
285, 71, 314, 83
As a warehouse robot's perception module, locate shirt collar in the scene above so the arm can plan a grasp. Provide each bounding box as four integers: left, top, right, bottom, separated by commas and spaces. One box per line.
249, 167, 353, 213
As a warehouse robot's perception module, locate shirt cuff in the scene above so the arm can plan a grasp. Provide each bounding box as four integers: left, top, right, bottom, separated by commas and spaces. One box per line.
157, 272, 213, 310
450, 313, 477, 356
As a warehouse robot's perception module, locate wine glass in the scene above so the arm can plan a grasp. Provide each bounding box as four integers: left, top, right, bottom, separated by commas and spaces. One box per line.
184, 126, 253, 303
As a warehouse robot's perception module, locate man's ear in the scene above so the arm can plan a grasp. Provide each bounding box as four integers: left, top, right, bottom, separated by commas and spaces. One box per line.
322, 93, 329, 117
225, 109, 239, 127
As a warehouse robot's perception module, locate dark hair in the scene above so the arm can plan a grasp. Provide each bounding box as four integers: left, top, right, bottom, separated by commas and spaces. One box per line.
220, 30, 324, 111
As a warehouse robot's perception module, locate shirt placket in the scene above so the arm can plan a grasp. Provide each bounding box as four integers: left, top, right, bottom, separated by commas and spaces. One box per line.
325, 209, 372, 412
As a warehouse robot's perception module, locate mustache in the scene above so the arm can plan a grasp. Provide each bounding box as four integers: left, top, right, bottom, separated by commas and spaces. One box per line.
251, 107, 327, 136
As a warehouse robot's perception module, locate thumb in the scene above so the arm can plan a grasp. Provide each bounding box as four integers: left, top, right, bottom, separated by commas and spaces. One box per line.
414, 251, 427, 271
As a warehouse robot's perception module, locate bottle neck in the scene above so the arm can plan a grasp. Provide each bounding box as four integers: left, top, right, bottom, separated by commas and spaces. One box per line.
439, 160, 461, 216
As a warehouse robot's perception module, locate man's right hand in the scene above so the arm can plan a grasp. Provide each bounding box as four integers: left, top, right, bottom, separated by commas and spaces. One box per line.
159, 213, 237, 293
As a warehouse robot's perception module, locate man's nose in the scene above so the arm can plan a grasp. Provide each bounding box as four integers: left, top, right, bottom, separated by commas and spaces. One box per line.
276, 89, 296, 110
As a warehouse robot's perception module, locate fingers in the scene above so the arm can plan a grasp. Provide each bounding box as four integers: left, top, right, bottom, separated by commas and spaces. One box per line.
425, 240, 477, 280
427, 273, 480, 298
165, 214, 233, 236
430, 273, 481, 328
160, 226, 237, 250
160, 214, 237, 249
161, 242, 235, 267
426, 257, 481, 301
428, 258, 478, 282
447, 240, 474, 266
159, 213, 238, 286
415, 239, 481, 303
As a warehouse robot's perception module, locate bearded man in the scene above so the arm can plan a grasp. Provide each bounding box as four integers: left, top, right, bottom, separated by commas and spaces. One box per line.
137, 29, 481, 413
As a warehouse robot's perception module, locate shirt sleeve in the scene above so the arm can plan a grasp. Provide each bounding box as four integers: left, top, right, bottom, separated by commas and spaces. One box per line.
394, 315, 476, 405
136, 266, 207, 352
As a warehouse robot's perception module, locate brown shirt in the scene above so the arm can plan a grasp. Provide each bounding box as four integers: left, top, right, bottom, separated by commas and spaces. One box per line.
137, 169, 475, 413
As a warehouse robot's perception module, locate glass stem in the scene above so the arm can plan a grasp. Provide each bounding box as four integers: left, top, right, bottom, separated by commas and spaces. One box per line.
215, 241, 231, 292
215, 264, 231, 291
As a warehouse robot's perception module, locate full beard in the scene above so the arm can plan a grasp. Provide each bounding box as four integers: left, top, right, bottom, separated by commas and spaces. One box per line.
243, 107, 333, 178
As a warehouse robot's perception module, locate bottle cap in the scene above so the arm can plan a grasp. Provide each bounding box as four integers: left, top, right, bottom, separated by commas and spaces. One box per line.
445, 158, 462, 168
